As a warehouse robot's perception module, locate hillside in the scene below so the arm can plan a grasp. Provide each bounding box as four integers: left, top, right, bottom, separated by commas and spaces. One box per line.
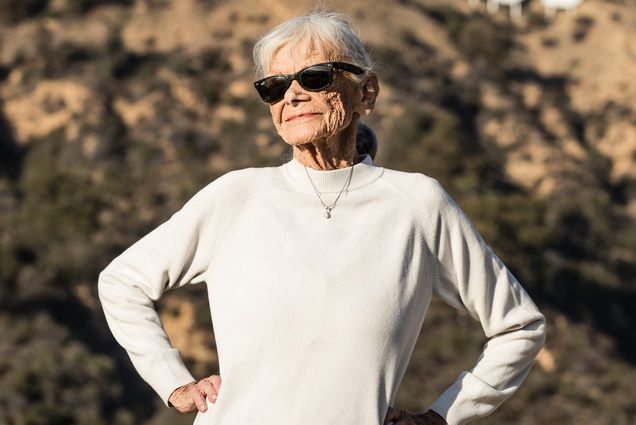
0, 1, 635, 424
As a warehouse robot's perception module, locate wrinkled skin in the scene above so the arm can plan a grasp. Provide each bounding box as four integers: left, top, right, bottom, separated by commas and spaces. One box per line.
267, 42, 379, 170
168, 374, 221, 413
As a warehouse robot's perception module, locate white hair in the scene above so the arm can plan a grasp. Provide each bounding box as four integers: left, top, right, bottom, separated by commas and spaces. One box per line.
252, 11, 374, 78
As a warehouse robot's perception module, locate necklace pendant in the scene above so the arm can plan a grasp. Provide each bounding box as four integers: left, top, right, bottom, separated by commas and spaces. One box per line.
304, 163, 354, 221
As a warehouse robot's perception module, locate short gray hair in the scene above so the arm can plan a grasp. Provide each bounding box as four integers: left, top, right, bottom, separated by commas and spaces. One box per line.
252, 11, 374, 78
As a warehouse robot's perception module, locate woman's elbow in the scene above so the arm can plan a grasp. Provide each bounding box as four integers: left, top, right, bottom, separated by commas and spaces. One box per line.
97, 269, 114, 304
526, 314, 547, 354
536, 313, 547, 347
97, 267, 126, 304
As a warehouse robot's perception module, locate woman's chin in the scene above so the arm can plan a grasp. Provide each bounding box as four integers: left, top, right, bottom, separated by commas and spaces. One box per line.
280, 132, 329, 147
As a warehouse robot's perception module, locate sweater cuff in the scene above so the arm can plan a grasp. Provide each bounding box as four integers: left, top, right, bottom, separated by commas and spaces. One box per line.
140, 349, 196, 407
429, 371, 510, 425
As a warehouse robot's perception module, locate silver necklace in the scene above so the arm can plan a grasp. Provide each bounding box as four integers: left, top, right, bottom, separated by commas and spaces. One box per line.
304, 160, 355, 219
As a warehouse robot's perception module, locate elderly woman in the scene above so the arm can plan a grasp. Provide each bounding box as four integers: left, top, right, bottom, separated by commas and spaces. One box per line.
98, 11, 546, 425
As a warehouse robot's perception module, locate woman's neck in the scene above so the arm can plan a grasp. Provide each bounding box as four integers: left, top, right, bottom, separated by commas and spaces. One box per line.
292, 145, 361, 170
292, 122, 362, 170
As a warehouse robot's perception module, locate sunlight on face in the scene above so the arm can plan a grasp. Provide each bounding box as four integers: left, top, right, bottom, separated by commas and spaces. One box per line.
267, 42, 365, 148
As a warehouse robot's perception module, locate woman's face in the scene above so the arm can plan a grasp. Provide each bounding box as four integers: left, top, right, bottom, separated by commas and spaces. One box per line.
266, 43, 370, 148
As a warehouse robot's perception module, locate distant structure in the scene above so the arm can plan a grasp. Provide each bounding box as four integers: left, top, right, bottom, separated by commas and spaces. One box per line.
488, 0, 524, 20
468, 0, 584, 19
541, 0, 583, 16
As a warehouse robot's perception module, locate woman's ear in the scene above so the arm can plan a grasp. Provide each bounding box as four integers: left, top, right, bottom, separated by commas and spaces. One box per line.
359, 73, 379, 116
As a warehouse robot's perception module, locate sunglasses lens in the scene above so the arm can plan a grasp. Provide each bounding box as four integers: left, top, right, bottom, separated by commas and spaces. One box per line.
255, 64, 335, 103
257, 76, 290, 103
299, 67, 332, 90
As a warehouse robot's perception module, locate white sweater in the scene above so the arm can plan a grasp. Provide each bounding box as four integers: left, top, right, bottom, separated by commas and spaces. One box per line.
98, 153, 546, 425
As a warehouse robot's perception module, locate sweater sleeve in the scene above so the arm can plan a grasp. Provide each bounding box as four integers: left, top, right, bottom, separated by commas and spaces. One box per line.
97, 183, 220, 407
421, 180, 546, 425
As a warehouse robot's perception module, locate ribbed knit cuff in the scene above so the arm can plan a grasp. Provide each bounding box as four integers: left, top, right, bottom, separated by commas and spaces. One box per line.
136, 349, 196, 407
429, 371, 507, 425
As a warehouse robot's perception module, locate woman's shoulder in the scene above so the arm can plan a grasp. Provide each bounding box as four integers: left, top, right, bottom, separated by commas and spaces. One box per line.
379, 167, 468, 231
380, 167, 449, 206
209, 165, 278, 189
182, 165, 279, 210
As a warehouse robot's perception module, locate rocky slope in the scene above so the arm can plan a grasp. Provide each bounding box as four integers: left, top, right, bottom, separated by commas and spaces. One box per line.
1, 1, 635, 424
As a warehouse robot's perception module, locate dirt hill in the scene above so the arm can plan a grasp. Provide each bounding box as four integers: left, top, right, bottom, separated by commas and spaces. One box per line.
1, 1, 635, 424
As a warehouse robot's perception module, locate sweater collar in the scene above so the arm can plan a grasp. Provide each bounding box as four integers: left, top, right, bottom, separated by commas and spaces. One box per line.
282, 153, 384, 194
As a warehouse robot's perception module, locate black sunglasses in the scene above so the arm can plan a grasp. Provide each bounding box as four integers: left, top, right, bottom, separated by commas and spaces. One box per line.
253, 61, 366, 103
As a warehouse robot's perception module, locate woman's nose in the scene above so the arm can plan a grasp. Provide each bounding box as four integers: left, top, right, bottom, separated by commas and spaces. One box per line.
283, 79, 309, 103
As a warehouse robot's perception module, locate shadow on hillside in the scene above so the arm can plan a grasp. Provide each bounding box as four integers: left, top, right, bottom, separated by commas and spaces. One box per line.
0, 108, 24, 181
540, 276, 636, 362
6, 285, 157, 422
501, 67, 589, 147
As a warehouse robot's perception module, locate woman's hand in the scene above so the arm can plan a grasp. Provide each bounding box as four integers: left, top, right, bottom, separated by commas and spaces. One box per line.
384, 406, 448, 425
168, 374, 222, 413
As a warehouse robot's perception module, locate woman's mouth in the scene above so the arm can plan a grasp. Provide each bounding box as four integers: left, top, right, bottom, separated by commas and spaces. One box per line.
286, 113, 321, 122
